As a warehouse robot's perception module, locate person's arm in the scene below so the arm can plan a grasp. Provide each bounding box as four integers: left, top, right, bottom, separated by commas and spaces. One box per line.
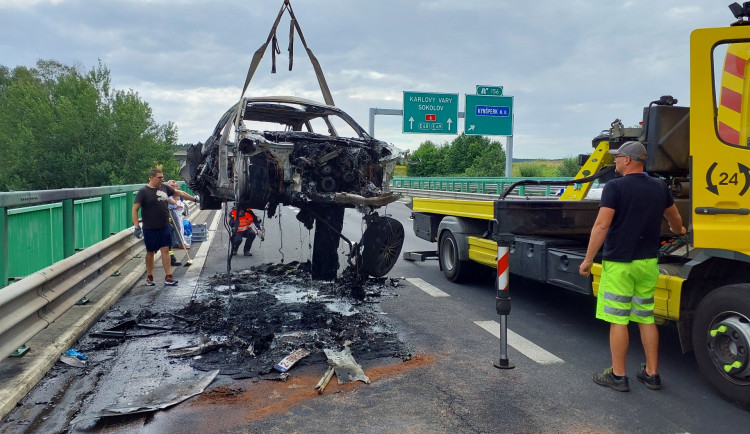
175, 190, 198, 202
579, 206, 614, 277
664, 203, 686, 235
132, 203, 141, 227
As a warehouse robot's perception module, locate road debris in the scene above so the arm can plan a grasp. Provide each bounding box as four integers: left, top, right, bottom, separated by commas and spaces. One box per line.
65, 349, 88, 361
274, 348, 310, 373
169, 337, 225, 357
324, 345, 370, 384
59, 354, 87, 368
315, 366, 336, 394
175, 262, 411, 377
69, 369, 219, 426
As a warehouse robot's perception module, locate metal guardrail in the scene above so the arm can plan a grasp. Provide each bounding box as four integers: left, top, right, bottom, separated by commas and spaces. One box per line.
1, 182, 193, 288
0, 226, 142, 359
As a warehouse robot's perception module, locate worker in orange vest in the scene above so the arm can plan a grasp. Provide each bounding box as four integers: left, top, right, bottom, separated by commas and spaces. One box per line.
230, 208, 263, 256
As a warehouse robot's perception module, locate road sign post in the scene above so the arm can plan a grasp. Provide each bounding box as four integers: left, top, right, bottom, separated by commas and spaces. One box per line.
403, 91, 459, 134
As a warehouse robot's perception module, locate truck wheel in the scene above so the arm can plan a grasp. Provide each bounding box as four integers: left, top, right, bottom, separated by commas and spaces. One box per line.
360, 216, 405, 278
692, 283, 750, 409
439, 231, 472, 282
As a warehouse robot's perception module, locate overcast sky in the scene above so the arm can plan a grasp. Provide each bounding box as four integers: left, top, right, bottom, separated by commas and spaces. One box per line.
0, 0, 733, 159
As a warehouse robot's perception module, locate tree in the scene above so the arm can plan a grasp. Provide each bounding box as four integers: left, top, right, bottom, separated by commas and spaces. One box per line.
407, 141, 445, 177
0, 59, 178, 191
442, 134, 484, 175
464, 140, 506, 177
407, 135, 506, 177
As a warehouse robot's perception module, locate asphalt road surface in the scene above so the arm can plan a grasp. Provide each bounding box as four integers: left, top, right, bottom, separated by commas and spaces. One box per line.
2, 200, 750, 433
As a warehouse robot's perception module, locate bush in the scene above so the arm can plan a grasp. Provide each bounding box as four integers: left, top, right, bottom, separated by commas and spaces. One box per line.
516, 162, 546, 177
557, 156, 581, 177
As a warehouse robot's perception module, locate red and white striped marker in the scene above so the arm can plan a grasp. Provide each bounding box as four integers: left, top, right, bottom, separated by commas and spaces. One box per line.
494, 243, 514, 369
497, 245, 509, 292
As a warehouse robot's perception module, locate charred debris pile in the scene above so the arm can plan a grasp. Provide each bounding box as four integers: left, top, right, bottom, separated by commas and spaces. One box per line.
173, 261, 411, 377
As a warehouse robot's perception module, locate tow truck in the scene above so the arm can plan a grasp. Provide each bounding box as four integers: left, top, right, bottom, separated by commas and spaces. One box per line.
407, 4, 750, 408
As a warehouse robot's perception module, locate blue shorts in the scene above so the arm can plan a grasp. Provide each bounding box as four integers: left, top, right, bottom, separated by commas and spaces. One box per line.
143, 226, 172, 252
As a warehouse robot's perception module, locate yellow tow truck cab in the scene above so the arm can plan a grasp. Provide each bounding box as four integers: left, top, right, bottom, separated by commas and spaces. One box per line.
408, 7, 750, 409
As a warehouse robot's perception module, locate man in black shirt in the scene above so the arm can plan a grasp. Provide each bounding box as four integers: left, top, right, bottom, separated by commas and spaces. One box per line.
132, 169, 198, 286
579, 141, 685, 392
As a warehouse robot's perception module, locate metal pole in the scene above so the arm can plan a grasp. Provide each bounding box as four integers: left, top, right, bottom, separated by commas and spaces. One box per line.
369, 107, 375, 137
62, 199, 75, 258
101, 194, 111, 240
494, 233, 514, 369
126, 191, 136, 227
0, 207, 7, 287
505, 136, 513, 177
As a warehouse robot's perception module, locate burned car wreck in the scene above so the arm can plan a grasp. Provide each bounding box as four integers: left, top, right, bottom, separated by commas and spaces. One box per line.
182, 96, 405, 280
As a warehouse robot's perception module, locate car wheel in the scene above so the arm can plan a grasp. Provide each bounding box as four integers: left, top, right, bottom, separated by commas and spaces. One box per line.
360, 216, 405, 278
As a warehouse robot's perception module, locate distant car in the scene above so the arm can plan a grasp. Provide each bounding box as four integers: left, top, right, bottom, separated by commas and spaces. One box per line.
182, 96, 405, 280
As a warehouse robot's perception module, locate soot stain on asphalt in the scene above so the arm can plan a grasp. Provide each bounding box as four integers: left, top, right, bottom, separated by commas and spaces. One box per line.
175, 261, 412, 377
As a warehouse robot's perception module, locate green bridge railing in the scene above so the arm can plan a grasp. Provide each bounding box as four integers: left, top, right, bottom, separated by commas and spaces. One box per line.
0, 183, 192, 288
391, 177, 572, 196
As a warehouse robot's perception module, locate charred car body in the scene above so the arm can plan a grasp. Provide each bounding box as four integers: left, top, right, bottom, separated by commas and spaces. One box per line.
182, 1, 405, 280
182, 97, 405, 280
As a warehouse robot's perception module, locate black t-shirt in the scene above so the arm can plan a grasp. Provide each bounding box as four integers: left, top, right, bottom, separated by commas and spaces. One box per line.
135, 184, 176, 230
599, 173, 675, 262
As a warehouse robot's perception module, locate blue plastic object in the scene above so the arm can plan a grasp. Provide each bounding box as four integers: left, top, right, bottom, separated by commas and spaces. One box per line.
65, 349, 88, 361
183, 220, 192, 236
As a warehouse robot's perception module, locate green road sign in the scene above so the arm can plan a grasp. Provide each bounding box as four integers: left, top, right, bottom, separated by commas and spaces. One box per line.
476, 85, 503, 96
403, 91, 459, 134
464, 94, 513, 136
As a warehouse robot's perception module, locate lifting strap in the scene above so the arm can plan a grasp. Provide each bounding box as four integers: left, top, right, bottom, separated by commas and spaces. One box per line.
239, 0, 333, 105
219, 0, 334, 189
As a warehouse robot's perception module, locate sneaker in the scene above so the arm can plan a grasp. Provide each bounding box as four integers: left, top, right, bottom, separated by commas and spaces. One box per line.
593, 367, 629, 392
145, 275, 155, 286
244, 251, 252, 256
164, 275, 179, 286
170, 256, 181, 266
636, 363, 662, 390
231, 250, 238, 256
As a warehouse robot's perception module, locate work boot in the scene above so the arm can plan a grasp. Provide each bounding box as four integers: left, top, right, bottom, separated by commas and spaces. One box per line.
164, 275, 179, 286
231, 250, 238, 256
171, 256, 181, 266
636, 363, 662, 390
593, 367, 629, 392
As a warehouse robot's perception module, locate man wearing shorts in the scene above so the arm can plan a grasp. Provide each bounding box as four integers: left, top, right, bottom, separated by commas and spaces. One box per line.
132, 169, 198, 286
579, 141, 685, 392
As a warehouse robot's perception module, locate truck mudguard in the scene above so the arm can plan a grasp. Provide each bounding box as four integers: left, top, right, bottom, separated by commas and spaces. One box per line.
437, 216, 488, 261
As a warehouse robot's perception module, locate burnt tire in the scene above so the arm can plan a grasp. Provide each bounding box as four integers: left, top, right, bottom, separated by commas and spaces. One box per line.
439, 231, 473, 282
360, 216, 405, 278
236, 153, 271, 209
692, 284, 750, 410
